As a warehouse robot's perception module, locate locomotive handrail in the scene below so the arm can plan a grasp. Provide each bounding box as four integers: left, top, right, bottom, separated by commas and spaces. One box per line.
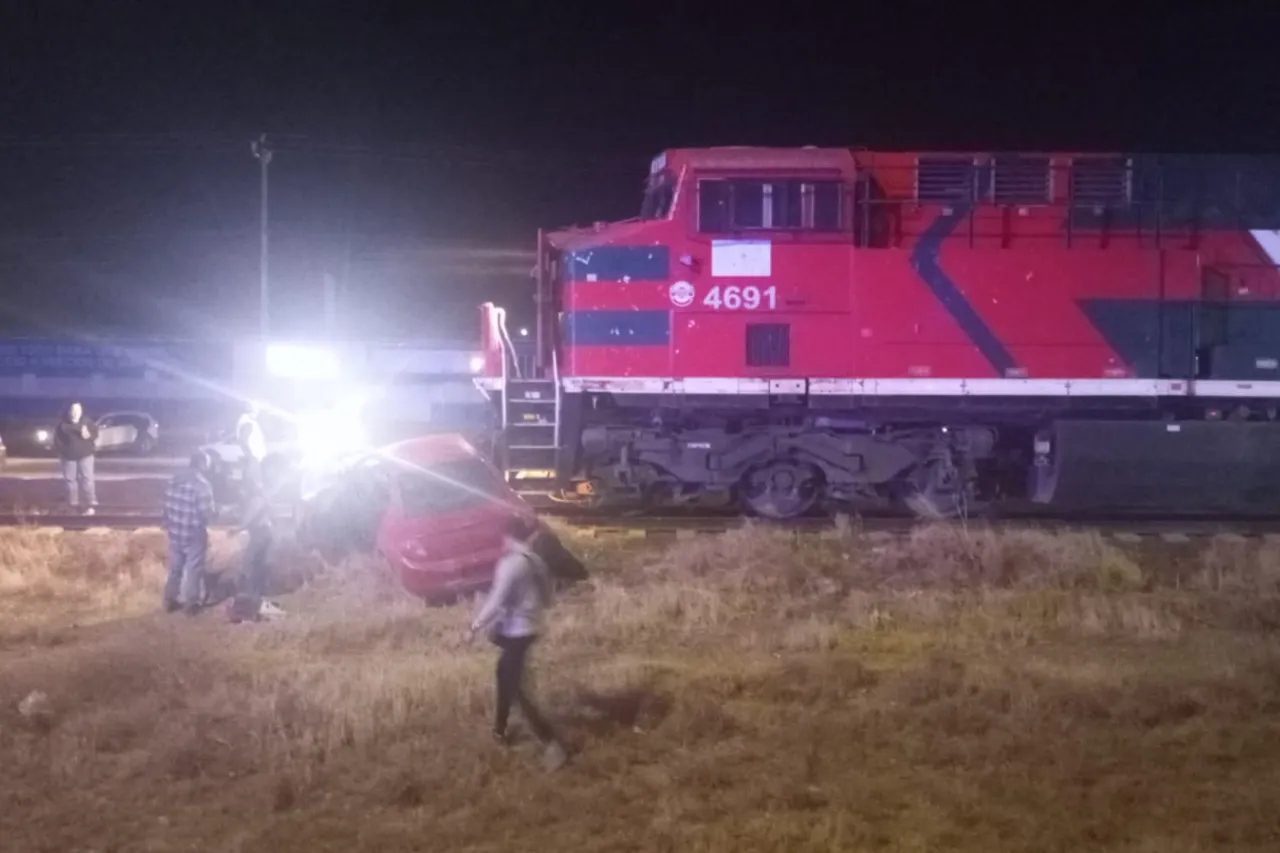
551, 347, 561, 450
495, 306, 523, 380
499, 312, 508, 430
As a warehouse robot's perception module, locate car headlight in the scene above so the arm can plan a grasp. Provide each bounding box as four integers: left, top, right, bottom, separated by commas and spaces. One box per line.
34, 429, 49, 443
297, 419, 368, 469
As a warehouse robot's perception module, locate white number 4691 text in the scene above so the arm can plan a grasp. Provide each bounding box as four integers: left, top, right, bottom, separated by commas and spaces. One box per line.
701, 285, 777, 310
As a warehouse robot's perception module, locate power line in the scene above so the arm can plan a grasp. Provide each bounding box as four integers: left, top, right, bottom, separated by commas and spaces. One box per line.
0, 132, 643, 170
0, 229, 534, 258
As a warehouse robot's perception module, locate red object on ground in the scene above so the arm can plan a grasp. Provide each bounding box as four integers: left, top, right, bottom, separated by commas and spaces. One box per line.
372, 434, 532, 600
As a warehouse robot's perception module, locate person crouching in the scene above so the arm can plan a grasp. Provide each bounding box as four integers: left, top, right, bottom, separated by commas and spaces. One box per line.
161, 452, 216, 615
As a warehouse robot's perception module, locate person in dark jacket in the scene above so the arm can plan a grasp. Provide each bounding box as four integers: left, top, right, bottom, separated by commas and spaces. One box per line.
226, 478, 284, 623
53, 401, 98, 515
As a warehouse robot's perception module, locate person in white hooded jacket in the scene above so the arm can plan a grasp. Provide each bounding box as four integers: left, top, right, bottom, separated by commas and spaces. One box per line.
470, 515, 567, 772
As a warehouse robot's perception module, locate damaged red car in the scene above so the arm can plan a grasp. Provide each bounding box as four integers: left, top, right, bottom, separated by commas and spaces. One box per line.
296, 434, 584, 600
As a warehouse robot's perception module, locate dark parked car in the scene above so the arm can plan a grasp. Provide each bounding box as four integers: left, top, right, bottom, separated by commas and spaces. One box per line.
35, 410, 159, 455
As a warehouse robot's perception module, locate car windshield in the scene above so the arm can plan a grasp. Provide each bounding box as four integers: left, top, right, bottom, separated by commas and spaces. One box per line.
397, 457, 506, 515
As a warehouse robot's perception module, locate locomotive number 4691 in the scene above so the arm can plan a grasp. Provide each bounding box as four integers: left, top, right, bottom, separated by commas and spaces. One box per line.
701, 285, 778, 310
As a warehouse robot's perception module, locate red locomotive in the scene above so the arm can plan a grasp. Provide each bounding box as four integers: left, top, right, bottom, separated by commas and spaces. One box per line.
476, 147, 1280, 517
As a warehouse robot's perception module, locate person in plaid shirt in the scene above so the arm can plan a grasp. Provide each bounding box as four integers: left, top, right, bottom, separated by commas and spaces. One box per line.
162, 451, 217, 615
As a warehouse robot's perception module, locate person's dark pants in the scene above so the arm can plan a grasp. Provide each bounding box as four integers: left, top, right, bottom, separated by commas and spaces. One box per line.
241, 526, 273, 598
240, 525, 271, 596
61, 456, 97, 508
227, 527, 273, 623
164, 534, 208, 608
492, 633, 555, 743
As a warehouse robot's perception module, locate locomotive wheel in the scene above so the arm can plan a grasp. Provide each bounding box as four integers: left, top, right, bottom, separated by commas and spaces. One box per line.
739, 460, 822, 519
900, 459, 990, 520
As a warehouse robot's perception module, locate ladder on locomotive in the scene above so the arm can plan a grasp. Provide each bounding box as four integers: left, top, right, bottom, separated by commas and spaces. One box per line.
495, 311, 561, 476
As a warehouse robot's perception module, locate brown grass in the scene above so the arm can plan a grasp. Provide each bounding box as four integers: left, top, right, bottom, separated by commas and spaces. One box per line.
3, 521, 1280, 851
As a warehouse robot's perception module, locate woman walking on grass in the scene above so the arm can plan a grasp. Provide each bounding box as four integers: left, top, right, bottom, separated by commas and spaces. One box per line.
470, 515, 568, 772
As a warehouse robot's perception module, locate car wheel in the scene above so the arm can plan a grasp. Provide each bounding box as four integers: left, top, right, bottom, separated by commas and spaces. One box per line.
135, 434, 156, 455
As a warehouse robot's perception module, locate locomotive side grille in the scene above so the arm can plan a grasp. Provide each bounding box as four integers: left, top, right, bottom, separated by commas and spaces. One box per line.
746, 323, 790, 367
1071, 157, 1132, 205
916, 156, 978, 203
992, 155, 1051, 204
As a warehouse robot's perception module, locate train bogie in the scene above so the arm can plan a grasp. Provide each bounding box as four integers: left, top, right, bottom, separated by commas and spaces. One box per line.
552, 406, 1007, 518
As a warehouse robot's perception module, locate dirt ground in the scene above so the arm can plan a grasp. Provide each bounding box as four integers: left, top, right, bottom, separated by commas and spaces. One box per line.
3, 522, 1280, 852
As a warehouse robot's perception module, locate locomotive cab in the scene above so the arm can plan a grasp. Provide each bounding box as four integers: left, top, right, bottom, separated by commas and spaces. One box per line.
477, 147, 864, 509
476, 149, 696, 497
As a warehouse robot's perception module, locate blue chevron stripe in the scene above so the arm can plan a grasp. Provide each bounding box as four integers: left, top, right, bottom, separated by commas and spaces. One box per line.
909, 205, 1018, 375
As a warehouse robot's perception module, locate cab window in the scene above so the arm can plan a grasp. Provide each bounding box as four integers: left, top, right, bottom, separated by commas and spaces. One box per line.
697, 179, 841, 232
640, 170, 676, 220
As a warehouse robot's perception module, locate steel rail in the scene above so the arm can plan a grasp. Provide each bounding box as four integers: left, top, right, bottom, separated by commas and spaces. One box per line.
4, 509, 1280, 540
551, 513, 1280, 540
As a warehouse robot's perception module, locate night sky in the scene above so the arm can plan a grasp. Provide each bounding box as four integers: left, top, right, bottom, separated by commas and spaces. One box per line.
1, 2, 1277, 343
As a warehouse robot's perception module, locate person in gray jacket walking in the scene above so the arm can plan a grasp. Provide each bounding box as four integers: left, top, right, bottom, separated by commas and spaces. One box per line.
470, 515, 568, 772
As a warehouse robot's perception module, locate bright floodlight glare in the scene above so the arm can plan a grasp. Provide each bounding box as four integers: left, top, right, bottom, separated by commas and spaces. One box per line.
296, 392, 369, 471
518, 327, 529, 337
469, 354, 485, 373
298, 419, 367, 467
265, 343, 340, 380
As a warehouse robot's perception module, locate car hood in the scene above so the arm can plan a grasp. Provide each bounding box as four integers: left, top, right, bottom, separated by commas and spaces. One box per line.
383, 495, 528, 556
403, 494, 526, 532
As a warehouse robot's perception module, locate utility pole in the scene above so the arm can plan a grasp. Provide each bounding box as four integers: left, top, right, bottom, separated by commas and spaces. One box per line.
251, 134, 273, 338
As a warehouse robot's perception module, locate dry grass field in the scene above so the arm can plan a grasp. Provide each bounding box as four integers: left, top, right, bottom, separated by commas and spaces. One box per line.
3, 520, 1280, 852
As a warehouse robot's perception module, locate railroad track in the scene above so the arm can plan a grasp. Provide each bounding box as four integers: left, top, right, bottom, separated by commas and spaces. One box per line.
0, 501, 298, 531
0, 503, 283, 531
552, 513, 1280, 542
0, 513, 233, 532
9, 505, 1280, 542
